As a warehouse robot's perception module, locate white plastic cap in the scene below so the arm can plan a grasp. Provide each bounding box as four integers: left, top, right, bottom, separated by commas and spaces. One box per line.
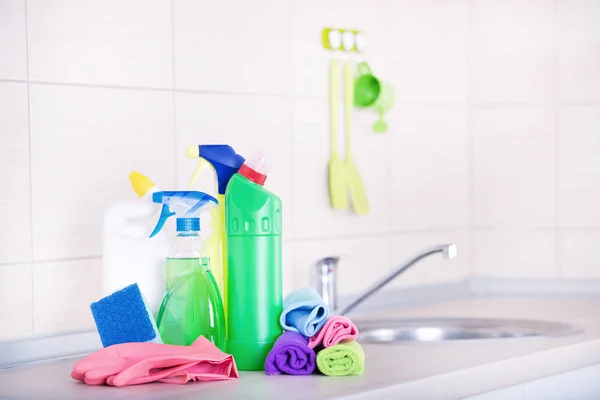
328, 30, 342, 49
342, 31, 355, 51
355, 32, 367, 52
245, 152, 272, 176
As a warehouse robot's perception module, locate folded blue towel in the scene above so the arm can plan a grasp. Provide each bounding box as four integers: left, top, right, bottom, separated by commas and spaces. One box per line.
280, 288, 329, 338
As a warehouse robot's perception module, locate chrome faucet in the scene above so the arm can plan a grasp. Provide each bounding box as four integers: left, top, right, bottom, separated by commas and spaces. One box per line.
312, 256, 341, 311
312, 244, 458, 316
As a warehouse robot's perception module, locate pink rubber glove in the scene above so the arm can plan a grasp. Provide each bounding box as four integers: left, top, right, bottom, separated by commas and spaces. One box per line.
71, 336, 238, 386
308, 316, 359, 349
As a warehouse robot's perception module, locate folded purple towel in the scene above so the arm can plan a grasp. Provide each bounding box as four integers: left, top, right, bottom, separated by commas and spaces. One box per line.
264, 331, 316, 376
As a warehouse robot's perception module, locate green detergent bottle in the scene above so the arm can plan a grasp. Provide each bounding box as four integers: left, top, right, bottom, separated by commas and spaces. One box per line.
150, 191, 226, 350
226, 153, 283, 371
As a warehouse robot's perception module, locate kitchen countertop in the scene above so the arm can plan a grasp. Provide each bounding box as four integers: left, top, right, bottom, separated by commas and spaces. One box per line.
2, 293, 600, 400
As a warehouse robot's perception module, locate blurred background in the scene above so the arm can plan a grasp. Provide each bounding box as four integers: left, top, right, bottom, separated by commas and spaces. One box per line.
1, 0, 599, 342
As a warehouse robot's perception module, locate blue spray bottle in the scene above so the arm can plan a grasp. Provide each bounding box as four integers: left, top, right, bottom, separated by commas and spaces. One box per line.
149, 191, 225, 349
186, 145, 245, 320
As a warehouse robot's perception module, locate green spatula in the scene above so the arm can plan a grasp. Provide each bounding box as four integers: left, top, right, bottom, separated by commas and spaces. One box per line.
328, 58, 348, 210
344, 61, 370, 215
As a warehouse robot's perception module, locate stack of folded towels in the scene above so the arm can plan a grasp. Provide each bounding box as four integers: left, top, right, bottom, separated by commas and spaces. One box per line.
265, 288, 364, 377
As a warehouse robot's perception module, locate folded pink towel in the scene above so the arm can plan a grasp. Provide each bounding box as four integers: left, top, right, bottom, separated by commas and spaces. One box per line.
308, 316, 359, 349
71, 336, 238, 386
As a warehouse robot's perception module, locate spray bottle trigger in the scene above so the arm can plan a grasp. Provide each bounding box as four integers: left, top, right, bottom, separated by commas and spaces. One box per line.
188, 158, 213, 189
149, 204, 176, 238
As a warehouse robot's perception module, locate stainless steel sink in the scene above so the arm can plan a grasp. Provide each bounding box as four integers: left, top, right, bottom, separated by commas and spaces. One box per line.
356, 318, 583, 343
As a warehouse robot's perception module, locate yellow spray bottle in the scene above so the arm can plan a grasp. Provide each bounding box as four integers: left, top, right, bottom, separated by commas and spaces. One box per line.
186, 145, 245, 318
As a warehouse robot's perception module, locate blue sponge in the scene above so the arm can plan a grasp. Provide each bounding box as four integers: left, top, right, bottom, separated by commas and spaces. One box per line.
90, 283, 162, 347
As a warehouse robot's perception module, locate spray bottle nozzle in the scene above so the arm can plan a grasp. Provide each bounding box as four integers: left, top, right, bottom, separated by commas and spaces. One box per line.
149, 191, 218, 238
186, 145, 245, 193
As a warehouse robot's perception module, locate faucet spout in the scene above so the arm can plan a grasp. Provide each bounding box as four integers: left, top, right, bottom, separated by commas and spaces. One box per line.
337, 244, 458, 316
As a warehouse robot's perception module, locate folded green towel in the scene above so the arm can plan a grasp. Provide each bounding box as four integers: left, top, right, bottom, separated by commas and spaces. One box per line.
316, 341, 364, 376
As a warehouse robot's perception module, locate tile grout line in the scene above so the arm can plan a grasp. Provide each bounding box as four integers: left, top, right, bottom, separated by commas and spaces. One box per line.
0, 78, 291, 98
22, 0, 35, 337
289, 229, 472, 243
12, 79, 174, 93
171, 0, 178, 187
286, 0, 294, 100
384, 11, 395, 272
292, 227, 568, 244
466, 0, 476, 277
0, 222, 588, 269
0, 255, 103, 269
287, 0, 294, 236
286, 1, 294, 287
384, 13, 393, 271
552, 0, 561, 278
7, 74, 599, 109
9, 77, 597, 107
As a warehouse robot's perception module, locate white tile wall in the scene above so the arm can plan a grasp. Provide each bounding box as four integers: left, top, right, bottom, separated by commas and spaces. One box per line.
291, 0, 387, 98
557, 106, 600, 227
174, 0, 291, 94
27, 0, 173, 88
0, 265, 33, 340
470, 0, 554, 104
472, 108, 555, 228
558, 229, 600, 279
386, 0, 468, 104
0, 0, 28, 80
390, 107, 469, 231
0, 82, 31, 264
0, 0, 600, 340
556, 0, 600, 103
29, 85, 175, 260
282, 242, 293, 296
473, 229, 557, 278
33, 258, 101, 335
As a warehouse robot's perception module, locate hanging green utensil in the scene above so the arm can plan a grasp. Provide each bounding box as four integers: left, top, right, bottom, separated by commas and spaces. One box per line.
328, 55, 348, 210
344, 61, 369, 215
354, 62, 381, 108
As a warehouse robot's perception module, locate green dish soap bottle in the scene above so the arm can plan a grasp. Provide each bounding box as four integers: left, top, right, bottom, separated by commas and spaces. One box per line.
226, 153, 283, 370
150, 191, 226, 350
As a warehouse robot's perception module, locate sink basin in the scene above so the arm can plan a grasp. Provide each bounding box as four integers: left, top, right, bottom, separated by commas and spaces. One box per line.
356, 318, 582, 343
